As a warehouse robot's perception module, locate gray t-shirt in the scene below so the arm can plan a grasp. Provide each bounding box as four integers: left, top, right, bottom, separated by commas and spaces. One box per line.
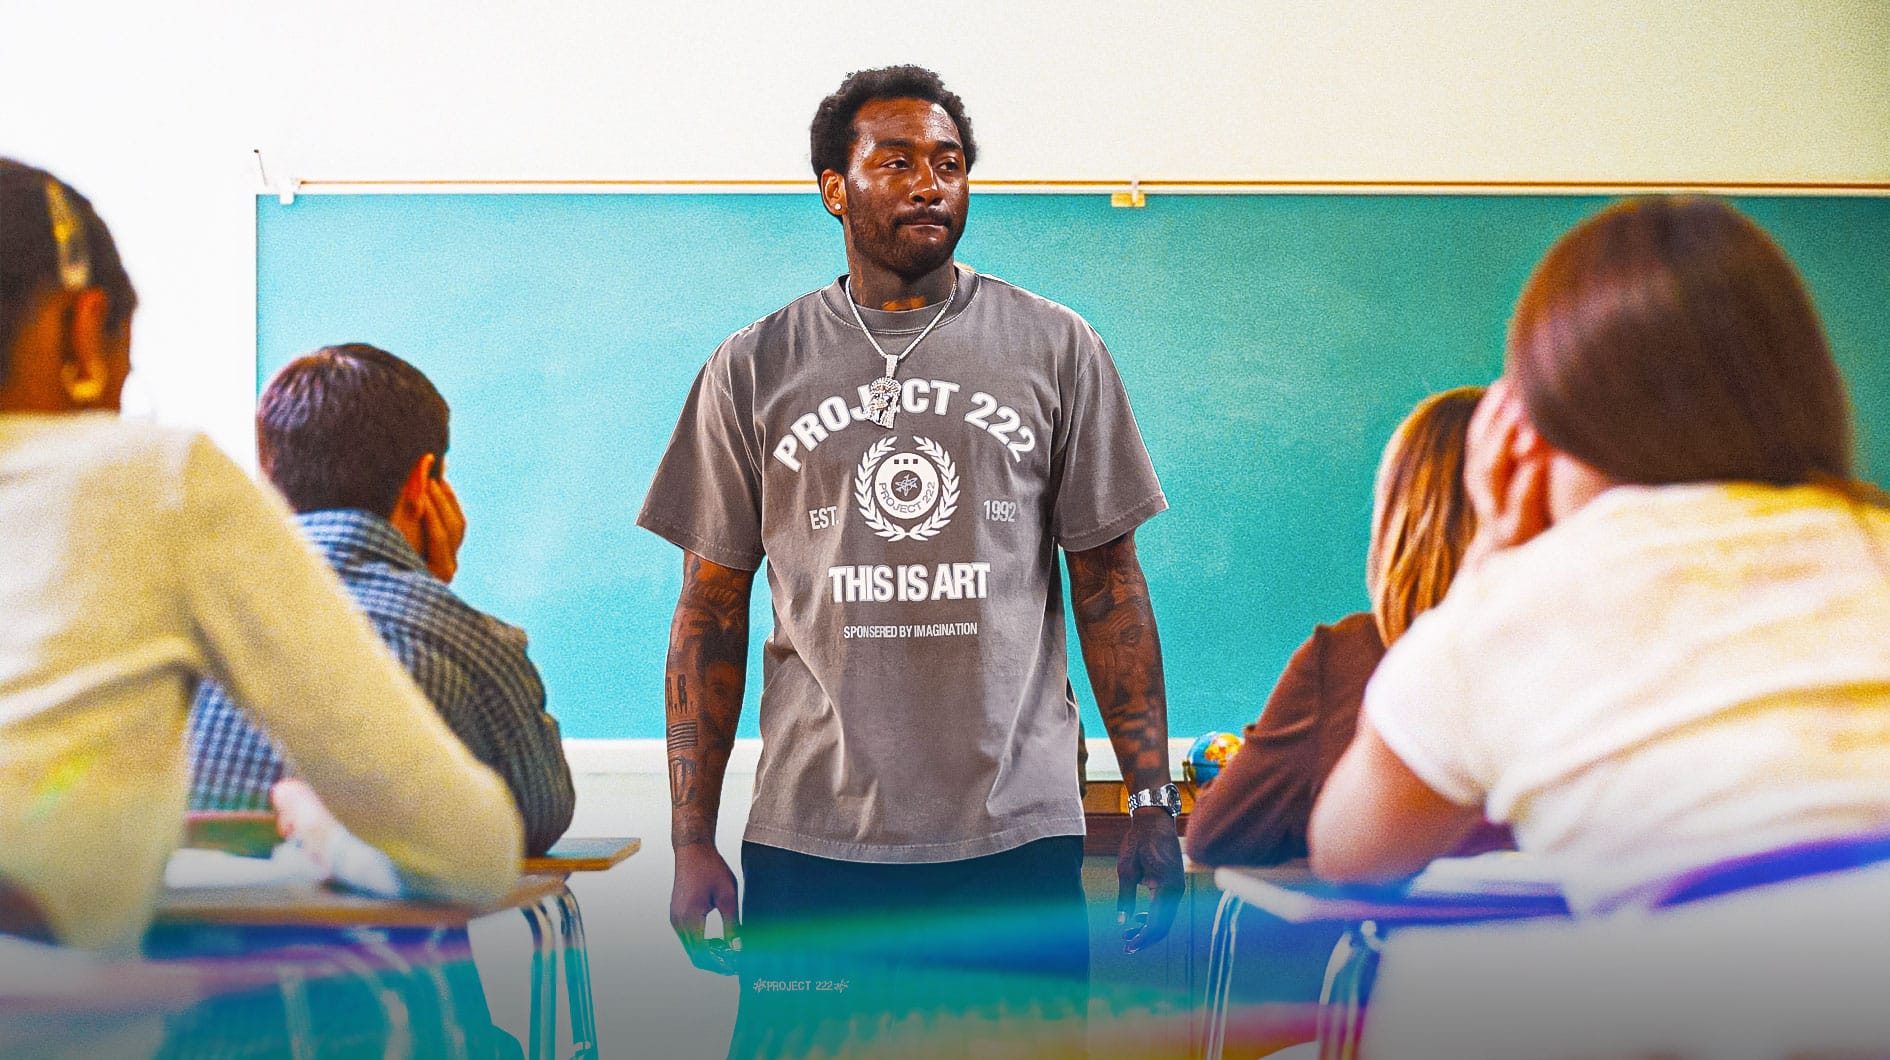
638, 265, 1166, 863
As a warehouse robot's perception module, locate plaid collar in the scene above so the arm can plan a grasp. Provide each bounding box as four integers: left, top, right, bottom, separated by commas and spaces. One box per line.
294, 509, 427, 575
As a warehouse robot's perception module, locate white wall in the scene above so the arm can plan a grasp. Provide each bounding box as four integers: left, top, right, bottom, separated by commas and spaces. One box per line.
3, 0, 1887, 458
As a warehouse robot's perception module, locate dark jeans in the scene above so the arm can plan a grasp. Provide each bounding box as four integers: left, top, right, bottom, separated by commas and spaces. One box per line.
730, 836, 1090, 1060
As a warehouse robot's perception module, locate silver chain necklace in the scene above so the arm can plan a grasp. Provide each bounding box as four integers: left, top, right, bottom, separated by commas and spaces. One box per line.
846, 273, 956, 429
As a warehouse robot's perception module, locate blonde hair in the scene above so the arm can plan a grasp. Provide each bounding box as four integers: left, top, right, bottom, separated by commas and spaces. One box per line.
1367, 386, 1485, 644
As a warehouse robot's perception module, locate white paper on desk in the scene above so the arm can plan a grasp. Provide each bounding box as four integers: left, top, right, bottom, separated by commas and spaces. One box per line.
1409, 853, 1561, 898
163, 846, 328, 889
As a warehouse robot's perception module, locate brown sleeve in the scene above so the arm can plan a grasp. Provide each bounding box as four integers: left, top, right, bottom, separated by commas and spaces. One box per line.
1188, 612, 1387, 866
1307, 613, 1385, 811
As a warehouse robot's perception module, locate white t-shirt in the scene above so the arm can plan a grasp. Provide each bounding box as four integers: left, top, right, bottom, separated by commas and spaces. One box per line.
0, 414, 522, 951
1365, 482, 1890, 914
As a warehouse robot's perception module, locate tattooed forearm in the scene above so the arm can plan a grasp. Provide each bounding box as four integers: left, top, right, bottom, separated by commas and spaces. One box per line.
670, 758, 697, 807
1066, 532, 1171, 792
666, 721, 700, 751
666, 552, 754, 847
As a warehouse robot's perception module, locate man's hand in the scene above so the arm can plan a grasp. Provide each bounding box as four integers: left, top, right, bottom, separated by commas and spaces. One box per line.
416, 463, 467, 584
670, 841, 741, 975
1066, 531, 1180, 954
1117, 809, 1184, 953
665, 553, 753, 973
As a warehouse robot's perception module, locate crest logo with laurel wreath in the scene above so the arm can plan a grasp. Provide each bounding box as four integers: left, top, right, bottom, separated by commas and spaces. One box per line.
854, 436, 959, 541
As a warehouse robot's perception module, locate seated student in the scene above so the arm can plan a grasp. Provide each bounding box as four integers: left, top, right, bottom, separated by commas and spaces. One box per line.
0, 158, 521, 953
1189, 386, 1510, 866
1310, 196, 1890, 915
188, 344, 575, 856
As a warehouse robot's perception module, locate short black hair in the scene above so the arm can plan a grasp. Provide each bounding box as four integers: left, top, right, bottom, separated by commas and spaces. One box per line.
257, 343, 450, 518
809, 65, 977, 181
0, 159, 138, 383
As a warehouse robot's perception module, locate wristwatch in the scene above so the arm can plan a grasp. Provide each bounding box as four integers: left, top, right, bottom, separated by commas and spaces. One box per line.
1126, 782, 1182, 818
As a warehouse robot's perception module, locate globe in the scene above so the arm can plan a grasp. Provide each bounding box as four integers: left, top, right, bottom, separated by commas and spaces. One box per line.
1183, 731, 1244, 789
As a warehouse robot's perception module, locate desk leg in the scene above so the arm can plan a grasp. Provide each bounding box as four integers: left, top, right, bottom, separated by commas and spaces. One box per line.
324, 936, 415, 1060
1316, 920, 1383, 1060
264, 944, 368, 1060
553, 885, 598, 1059
370, 927, 468, 1060
1200, 890, 1244, 1060
276, 960, 318, 1060
420, 928, 473, 1060
521, 899, 559, 1060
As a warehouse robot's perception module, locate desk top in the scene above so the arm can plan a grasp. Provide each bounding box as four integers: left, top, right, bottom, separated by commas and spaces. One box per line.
521, 836, 641, 874
184, 814, 641, 875
1214, 864, 1569, 925
154, 873, 567, 930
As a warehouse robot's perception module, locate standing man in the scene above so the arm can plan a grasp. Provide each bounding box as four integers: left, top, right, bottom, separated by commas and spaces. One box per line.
639, 66, 1181, 1057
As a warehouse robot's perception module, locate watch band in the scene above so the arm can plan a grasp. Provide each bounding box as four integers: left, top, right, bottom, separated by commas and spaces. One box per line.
1126, 782, 1181, 817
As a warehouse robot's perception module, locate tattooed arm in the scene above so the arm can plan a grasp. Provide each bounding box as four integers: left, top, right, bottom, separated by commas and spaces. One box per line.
1066, 530, 1184, 953
666, 551, 755, 975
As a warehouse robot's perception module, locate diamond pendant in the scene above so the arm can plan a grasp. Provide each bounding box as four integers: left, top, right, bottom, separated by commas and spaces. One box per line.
865, 375, 901, 429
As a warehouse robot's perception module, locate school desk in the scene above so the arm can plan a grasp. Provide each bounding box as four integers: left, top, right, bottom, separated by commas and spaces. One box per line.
522, 836, 641, 874
183, 812, 642, 873
154, 871, 566, 929
518, 837, 641, 1060
1201, 860, 1568, 1060
176, 820, 640, 1059
155, 871, 565, 1057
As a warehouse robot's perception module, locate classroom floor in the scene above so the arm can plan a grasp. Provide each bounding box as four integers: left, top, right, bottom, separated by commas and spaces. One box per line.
469, 769, 746, 1059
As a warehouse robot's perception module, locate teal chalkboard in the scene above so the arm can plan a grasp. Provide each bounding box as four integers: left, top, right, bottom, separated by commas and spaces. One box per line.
256, 194, 1890, 740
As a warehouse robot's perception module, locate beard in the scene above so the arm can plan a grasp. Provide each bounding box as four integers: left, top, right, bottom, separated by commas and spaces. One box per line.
845, 201, 968, 281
